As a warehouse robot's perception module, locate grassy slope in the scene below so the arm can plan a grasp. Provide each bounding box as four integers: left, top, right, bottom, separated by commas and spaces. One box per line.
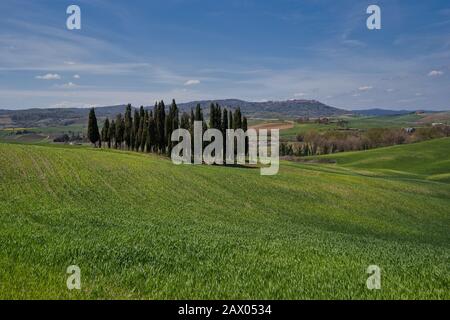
317, 138, 450, 182
0, 140, 449, 299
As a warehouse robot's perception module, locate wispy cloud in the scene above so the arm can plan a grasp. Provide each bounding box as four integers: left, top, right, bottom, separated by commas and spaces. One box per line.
55, 82, 78, 89
428, 70, 444, 76
184, 79, 200, 86
35, 73, 60, 80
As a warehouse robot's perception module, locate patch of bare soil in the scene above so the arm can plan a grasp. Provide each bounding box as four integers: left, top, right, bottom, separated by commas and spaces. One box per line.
0, 116, 12, 126
418, 112, 450, 124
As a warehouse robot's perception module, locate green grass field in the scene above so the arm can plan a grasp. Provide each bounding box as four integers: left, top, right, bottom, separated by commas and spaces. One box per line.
0, 139, 449, 299
345, 114, 424, 129
280, 122, 338, 140
316, 138, 450, 183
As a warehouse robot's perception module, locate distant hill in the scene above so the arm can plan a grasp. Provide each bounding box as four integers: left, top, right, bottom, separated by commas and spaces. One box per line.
177, 99, 349, 118
0, 99, 349, 128
353, 109, 413, 116
0, 105, 128, 128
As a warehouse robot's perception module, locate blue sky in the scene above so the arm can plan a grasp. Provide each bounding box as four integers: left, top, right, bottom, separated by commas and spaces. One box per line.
0, 0, 449, 110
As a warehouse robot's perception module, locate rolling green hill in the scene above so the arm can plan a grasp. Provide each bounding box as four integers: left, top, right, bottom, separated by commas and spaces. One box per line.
0, 139, 449, 299
317, 138, 450, 182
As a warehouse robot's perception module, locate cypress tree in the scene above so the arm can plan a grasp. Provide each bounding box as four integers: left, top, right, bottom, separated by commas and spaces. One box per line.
195, 103, 203, 122
120, 115, 125, 148
164, 116, 170, 153
222, 108, 228, 134
233, 107, 242, 129
180, 112, 190, 129
165, 104, 173, 149
131, 109, 139, 151
87, 108, 101, 147
214, 103, 222, 129
192, 104, 207, 148
145, 112, 152, 153
166, 99, 179, 154
124, 104, 133, 150
101, 118, 110, 147
222, 108, 228, 161
135, 106, 144, 150
243, 116, 248, 156
209, 103, 215, 129
242, 116, 248, 131
208, 102, 222, 130
141, 110, 149, 152
190, 108, 195, 131
155, 101, 166, 153
172, 101, 179, 128
100, 122, 105, 143
153, 103, 159, 152
136, 111, 143, 152
109, 120, 116, 148
161, 101, 166, 152
148, 113, 156, 153
115, 113, 124, 149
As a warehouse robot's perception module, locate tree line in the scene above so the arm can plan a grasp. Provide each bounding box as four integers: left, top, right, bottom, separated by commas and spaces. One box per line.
87, 100, 248, 155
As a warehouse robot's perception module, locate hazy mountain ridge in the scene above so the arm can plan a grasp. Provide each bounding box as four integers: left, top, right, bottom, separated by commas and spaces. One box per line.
0, 99, 349, 128
176, 99, 349, 118
353, 109, 413, 116
0, 105, 129, 128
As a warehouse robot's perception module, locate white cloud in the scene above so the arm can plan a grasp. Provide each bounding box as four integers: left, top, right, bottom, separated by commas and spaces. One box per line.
358, 86, 373, 91
386, 88, 395, 92
294, 92, 306, 97
184, 79, 200, 86
55, 82, 77, 89
35, 73, 61, 80
428, 70, 444, 77
73, 74, 80, 79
